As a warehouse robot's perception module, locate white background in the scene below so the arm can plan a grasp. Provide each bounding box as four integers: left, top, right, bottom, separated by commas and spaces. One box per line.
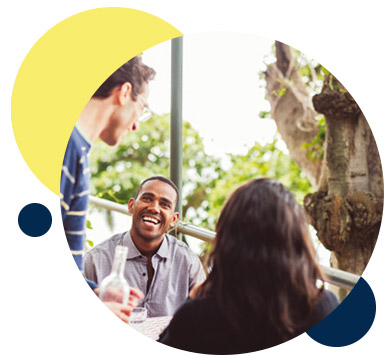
1, 1, 387, 357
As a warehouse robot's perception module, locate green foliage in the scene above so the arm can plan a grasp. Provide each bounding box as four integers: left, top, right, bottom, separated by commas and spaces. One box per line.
271, 88, 287, 98
205, 135, 312, 227
90, 114, 171, 203
195, 134, 313, 257
90, 114, 313, 256
291, 47, 327, 96
86, 220, 93, 229
259, 110, 271, 119
267, 46, 329, 164
301, 116, 326, 162
89, 113, 222, 228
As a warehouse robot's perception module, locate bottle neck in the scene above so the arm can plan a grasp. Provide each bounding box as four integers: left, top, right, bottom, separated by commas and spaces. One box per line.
111, 246, 128, 277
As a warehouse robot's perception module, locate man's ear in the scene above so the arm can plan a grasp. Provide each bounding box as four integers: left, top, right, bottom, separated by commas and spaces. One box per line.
169, 212, 180, 227
128, 198, 135, 215
117, 82, 132, 105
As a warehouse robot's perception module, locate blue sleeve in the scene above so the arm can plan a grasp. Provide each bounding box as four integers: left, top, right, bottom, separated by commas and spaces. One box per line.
60, 129, 91, 271
86, 278, 99, 291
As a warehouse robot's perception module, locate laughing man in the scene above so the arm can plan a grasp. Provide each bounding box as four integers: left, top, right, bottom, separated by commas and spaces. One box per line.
83, 176, 206, 317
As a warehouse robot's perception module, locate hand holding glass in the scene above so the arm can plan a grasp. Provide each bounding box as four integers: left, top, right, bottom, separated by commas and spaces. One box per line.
129, 307, 147, 325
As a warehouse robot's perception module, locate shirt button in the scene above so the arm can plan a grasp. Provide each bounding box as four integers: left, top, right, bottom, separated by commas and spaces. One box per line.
142, 273, 146, 276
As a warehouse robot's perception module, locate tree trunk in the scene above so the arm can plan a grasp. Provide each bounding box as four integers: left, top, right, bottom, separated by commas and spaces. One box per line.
264, 42, 322, 189
304, 75, 383, 274
265, 42, 383, 299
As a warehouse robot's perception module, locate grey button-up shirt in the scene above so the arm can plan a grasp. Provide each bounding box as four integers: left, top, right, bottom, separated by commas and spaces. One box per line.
83, 231, 206, 317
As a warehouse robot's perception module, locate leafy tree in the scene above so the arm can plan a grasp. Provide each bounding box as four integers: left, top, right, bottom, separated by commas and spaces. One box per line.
89, 113, 222, 229
89, 112, 312, 260
194, 136, 313, 265
205, 136, 312, 226
264, 41, 383, 298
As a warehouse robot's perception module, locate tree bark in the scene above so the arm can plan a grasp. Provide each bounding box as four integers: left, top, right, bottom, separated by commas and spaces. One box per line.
265, 42, 383, 299
304, 76, 383, 275
264, 42, 322, 189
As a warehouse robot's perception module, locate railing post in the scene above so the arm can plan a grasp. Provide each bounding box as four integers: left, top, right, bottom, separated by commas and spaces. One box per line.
170, 37, 183, 218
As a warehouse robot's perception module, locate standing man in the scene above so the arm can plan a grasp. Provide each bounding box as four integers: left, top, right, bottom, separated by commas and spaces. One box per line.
84, 176, 206, 317
60, 55, 155, 322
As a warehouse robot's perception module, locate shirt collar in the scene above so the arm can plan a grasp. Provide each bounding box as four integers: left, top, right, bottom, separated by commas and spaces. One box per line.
74, 124, 92, 146
122, 231, 169, 260
156, 234, 169, 259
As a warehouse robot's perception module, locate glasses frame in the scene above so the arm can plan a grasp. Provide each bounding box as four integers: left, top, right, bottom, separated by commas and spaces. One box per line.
134, 92, 155, 123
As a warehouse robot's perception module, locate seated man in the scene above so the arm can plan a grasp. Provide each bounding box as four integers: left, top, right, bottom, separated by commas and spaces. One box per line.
84, 176, 206, 317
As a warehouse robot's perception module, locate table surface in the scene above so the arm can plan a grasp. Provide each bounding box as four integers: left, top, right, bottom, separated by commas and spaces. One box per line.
129, 316, 172, 340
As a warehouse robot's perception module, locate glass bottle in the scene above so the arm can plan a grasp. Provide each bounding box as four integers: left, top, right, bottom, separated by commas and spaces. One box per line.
99, 245, 130, 305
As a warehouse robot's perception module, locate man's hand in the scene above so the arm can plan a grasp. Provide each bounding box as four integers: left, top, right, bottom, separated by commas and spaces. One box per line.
128, 286, 144, 307
96, 286, 144, 305
93, 287, 100, 296
102, 286, 144, 306
103, 301, 132, 324
101, 286, 144, 324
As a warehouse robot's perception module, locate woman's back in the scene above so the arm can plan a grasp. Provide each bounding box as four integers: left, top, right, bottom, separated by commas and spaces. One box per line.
159, 289, 339, 354
159, 178, 340, 354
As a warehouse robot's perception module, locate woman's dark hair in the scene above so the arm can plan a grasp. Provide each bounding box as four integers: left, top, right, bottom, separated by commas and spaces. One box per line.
197, 178, 325, 344
92, 55, 156, 99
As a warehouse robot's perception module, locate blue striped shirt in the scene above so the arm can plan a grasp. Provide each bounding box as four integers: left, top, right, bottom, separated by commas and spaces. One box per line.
60, 126, 97, 289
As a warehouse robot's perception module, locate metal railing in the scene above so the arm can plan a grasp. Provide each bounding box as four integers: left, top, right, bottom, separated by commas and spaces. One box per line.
89, 196, 360, 290
175, 222, 359, 290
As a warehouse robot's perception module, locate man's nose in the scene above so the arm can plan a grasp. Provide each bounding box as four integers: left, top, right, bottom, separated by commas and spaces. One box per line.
147, 201, 160, 213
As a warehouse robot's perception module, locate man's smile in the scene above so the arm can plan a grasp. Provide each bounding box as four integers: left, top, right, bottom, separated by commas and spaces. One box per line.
141, 214, 161, 226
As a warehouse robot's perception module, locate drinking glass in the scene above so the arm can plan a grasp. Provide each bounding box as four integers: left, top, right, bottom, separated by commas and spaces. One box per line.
129, 307, 147, 325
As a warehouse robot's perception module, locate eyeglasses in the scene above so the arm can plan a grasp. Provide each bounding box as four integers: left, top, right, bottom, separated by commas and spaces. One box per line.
136, 93, 155, 123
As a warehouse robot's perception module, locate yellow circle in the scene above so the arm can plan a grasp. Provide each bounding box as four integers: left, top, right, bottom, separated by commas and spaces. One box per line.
11, 7, 182, 196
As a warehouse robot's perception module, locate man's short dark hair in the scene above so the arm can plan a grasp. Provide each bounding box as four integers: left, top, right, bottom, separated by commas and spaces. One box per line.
92, 55, 156, 99
136, 175, 180, 211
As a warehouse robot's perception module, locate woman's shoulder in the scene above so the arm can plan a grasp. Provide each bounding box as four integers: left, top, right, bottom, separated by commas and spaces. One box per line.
309, 289, 340, 324
158, 297, 218, 349
317, 289, 340, 310
173, 296, 218, 319
161, 296, 221, 334
295, 289, 340, 336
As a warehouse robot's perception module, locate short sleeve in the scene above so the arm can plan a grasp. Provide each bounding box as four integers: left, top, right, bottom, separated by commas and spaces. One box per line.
188, 254, 206, 291
83, 250, 98, 283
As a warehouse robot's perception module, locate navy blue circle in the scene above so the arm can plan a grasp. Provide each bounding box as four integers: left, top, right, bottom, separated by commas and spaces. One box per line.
307, 278, 376, 347
18, 203, 52, 237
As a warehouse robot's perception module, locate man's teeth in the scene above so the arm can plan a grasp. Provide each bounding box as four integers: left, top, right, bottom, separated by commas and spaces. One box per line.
143, 216, 159, 224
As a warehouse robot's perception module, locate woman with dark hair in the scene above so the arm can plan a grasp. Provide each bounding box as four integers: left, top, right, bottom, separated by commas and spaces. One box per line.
158, 178, 339, 354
